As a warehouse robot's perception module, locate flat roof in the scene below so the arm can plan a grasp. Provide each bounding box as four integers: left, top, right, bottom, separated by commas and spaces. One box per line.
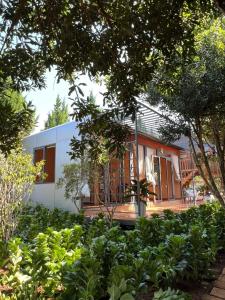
24, 120, 76, 139
123, 101, 183, 150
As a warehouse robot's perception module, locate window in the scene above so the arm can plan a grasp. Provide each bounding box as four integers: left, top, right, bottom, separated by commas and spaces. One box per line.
34, 145, 56, 183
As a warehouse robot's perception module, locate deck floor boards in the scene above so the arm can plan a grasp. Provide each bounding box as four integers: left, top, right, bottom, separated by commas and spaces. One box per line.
83, 199, 205, 221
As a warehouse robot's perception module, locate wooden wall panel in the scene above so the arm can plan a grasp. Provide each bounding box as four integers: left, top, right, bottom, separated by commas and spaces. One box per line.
45, 146, 55, 183
174, 179, 182, 199
160, 157, 168, 200
167, 161, 173, 199
130, 133, 180, 155
34, 148, 44, 183
34, 148, 44, 163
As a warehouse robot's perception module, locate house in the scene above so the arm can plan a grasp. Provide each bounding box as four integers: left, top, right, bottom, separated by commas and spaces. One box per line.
23, 119, 187, 214
92, 132, 183, 205
23, 121, 82, 213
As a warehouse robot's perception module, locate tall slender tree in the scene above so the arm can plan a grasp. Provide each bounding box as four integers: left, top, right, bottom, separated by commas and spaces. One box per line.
44, 96, 70, 129
146, 18, 225, 207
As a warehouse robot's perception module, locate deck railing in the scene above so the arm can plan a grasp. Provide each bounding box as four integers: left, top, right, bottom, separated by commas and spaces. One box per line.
180, 151, 221, 186
180, 151, 198, 187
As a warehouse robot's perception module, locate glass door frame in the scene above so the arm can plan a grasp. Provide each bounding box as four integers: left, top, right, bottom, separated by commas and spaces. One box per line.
153, 155, 175, 202
153, 155, 162, 201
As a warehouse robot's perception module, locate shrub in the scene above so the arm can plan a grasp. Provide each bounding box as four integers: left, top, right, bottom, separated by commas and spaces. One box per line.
0, 150, 43, 244
57, 160, 90, 212
153, 288, 191, 300
1, 202, 225, 299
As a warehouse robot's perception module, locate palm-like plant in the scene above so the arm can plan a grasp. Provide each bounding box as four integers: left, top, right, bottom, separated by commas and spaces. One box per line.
124, 178, 156, 204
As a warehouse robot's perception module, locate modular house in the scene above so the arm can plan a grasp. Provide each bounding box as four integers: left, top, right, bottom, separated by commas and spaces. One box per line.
23, 120, 185, 213
23, 121, 82, 213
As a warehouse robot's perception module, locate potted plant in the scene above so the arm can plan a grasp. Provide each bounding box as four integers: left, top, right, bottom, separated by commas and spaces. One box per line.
124, 178, 156, 216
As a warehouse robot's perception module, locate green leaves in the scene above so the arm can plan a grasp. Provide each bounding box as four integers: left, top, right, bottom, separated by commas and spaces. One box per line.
0, 0, 218, 162
44, 95, 70, 129
0, 151, 43, 244
124, 178, 156, 202
0, 96, 35, 155
70, 95, 130, 161
146, 18, 225, 206
108, 278, 134, 300
153, 288, 191, 300
1, 202, 225, 299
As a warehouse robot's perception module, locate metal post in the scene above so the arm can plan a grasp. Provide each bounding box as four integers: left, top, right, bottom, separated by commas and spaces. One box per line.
189, 144, 196, 206
135, 112, 141, 216
191, 163, 196, 206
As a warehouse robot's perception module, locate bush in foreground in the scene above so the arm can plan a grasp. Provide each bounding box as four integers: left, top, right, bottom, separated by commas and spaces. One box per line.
0, 202, 224, 299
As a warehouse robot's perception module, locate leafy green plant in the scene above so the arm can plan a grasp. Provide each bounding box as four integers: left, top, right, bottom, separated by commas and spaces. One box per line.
16, 205, 85, 242
124, 178, 156, 204
0, 150, 44, 245
62, 253, 103, 300
153, 288, 191, 300
1, 202, 225, 299
57, 159, 91, 212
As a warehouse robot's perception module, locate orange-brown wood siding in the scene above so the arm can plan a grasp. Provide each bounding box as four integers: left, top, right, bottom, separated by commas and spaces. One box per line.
174, 179, 182, 199
110, 158, 120, 202
34, 148, 44, 163
160, 157, 168, 200
130, 134, 180, 155
34, 148, 44, 182
167, 161, 173, 199
91, 133, 182, 203
124, 151, 130, 185
45, 146, 55, 183
129, 133, 182, 200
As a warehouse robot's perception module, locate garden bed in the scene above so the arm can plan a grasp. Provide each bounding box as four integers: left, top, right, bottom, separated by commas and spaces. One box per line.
137, 251, 225, 299
1, 203, 225, 299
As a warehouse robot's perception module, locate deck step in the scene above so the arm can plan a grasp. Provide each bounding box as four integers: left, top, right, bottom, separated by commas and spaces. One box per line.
211, 287, 225, 299
202, 295, 223, 300
214, 281, 225, 290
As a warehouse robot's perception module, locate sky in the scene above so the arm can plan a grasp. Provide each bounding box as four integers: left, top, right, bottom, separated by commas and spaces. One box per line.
23, 69, 105, 133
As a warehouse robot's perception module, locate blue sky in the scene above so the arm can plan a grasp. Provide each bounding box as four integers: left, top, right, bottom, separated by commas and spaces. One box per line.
23, 69, 105, 132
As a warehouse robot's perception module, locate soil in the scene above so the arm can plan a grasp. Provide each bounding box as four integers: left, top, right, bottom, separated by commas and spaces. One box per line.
185, 251, 225, 300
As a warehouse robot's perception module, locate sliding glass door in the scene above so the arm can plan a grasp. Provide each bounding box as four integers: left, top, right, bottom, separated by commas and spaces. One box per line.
153, 156, 175, 201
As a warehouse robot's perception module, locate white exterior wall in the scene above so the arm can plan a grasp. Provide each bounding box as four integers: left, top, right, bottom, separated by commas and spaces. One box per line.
23, 121, 81, 213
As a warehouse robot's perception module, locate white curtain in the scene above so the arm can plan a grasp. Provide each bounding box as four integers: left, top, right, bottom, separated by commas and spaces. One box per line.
130, 145, 134, 178
145, 147, 156, 185
138, 145, 144, 178
171, 154, 181, 181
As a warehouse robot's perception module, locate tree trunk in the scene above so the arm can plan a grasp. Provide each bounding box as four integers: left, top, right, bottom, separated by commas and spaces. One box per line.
190, 124, 225, 207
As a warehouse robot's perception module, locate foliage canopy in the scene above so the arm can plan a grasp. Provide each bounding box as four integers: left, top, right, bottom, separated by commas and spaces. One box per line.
0, 1, 222, 158
0, 1, 218, 109
1, 203, 225, 298
146, 18, 225, 206
44, 95, 70, 129
0, 88, 35, 154
0, 150, 43, 244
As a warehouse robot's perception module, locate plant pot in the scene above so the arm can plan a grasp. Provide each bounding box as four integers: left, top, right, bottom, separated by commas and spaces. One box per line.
134, 200, 146, 216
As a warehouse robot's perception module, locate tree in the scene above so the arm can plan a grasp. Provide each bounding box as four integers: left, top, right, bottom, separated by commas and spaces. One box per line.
0, 150, 43, 244
0, 1, 222, 159
4, 87, 36, 132
57, 160, 90, 212
146, 18, 225, 207
0, 87, 36, 155
44, 96, 70, 129
0, 1, 218, 108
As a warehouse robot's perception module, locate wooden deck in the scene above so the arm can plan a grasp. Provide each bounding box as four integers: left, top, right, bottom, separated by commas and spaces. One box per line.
84, 199, 204, 222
